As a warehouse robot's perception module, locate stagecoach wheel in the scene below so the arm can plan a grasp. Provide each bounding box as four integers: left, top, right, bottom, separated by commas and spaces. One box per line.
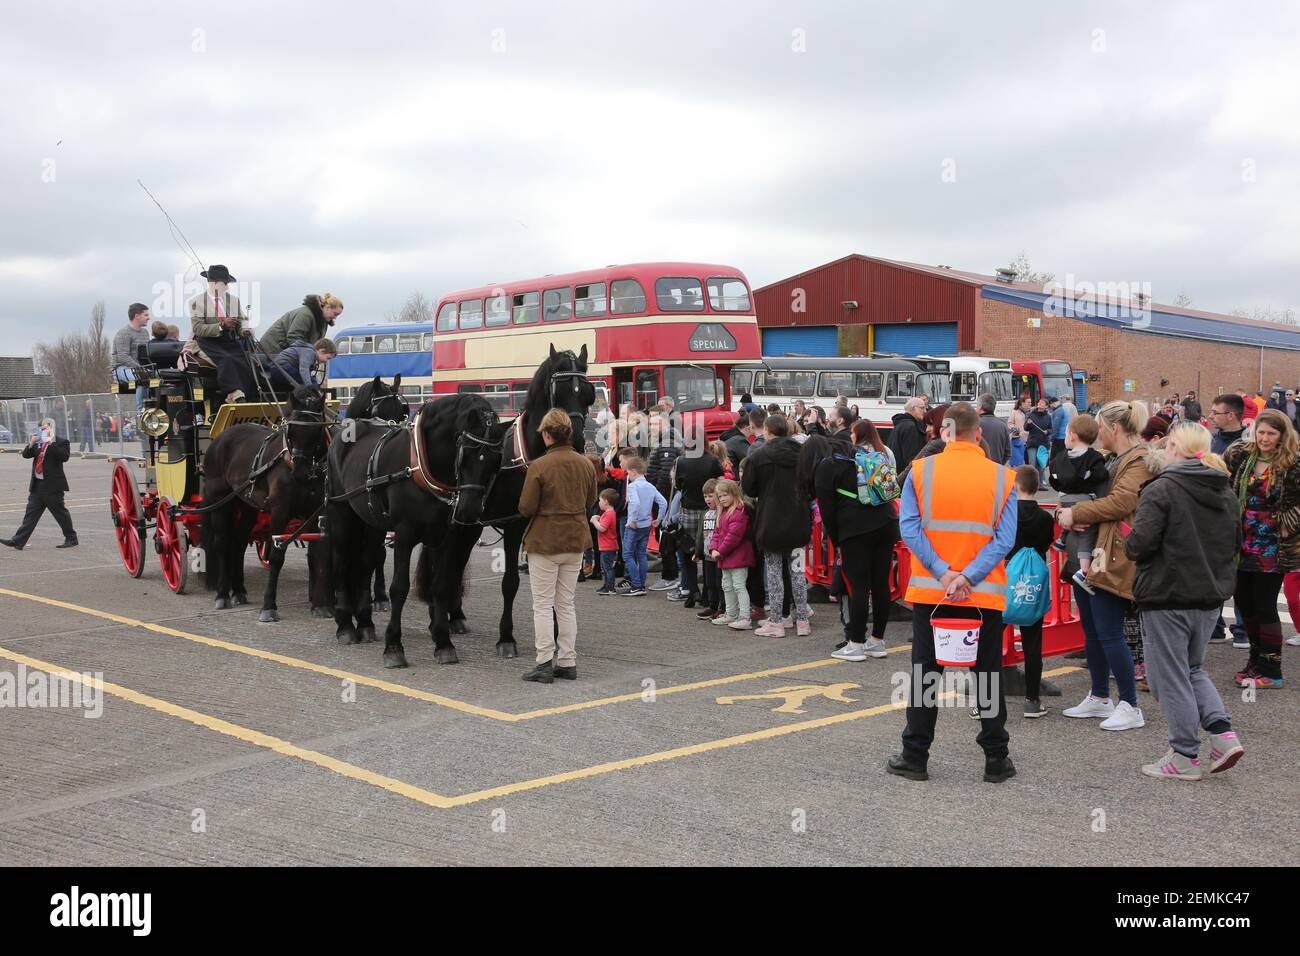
110, 459, 145, 578
256, 537, 272, 570
155, 497, 190, 594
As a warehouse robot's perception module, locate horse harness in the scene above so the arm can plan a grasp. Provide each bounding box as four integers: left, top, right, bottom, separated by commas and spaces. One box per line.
359, 407, 499, 523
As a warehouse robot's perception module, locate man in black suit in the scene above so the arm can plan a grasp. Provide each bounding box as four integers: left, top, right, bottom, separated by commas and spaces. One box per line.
2, 418, 78, 550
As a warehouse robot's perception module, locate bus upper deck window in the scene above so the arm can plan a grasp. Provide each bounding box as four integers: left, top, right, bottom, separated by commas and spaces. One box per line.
610, 279, 646, 314
375, 334, 396, 353
459, 299, 483, 330
334, 338, 351, 355
485, 294, 509, 327
656, 276, 705, 312
421, 333, 433, 350
575, 283, 606, 318
543, 287, 572, 322
513, 291, 540, 324
436, 302, 458, 331
397, 333, 421, 352
707, 277, 751, 311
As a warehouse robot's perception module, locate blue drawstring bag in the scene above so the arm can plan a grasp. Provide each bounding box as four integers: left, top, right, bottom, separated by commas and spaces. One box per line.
1035, 444, 1050, 470
1003, 548, 1051, 625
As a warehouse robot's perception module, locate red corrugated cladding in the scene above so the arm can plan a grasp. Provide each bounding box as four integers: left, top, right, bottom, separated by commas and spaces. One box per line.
754, 254, 979, 351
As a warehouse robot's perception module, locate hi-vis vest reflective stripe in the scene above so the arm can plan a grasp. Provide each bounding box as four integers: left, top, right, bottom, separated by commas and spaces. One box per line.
905, 443, 1015, 611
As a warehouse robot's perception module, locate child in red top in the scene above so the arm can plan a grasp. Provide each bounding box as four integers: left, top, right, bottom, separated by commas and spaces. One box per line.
591, 489, 620, 594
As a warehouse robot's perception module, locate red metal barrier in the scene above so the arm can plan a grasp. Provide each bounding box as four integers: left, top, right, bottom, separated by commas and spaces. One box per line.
804, 501, 1084, 666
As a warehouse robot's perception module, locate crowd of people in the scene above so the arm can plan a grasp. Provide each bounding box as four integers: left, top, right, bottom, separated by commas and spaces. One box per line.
516, 383, 1291, 784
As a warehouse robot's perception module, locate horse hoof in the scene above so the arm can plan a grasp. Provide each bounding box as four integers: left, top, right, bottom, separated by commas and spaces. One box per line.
382, 650, 408, 669
337, 626, 360, 646
450, 619, 469, 635
214, 597, 231, 610
373, 600, 391, 613
358, 625, 378, 644
434, 647, 460, 665
310, 605, 334, 619
232, 593, 249, 606
258, 609, 280, 624
495, 642, 518, 659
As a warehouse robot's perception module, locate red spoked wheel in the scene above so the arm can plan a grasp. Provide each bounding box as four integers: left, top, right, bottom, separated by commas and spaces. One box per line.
155, 497, 190, 594
110, 459, 145, 578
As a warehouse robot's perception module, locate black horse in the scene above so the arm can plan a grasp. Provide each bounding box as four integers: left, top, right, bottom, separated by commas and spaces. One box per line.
328, 385, 505, 668
199, 383, 330, 621
415, 344, 595, 658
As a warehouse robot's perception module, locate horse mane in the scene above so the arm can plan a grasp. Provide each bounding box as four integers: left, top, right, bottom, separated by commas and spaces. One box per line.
345, 380, 379, 419
291, 383, 324, 411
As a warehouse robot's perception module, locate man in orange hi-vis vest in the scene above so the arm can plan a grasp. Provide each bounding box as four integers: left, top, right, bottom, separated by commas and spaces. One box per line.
887, 402, 1020, 784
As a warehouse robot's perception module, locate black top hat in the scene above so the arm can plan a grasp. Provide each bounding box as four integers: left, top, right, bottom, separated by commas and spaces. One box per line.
201, 264, 236, 283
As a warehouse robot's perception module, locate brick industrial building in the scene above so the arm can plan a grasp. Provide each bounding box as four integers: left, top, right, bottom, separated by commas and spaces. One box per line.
753, 254, 1300, 406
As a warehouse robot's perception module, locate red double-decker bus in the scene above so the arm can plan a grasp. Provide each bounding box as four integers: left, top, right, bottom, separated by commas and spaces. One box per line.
430, 262, 760, 437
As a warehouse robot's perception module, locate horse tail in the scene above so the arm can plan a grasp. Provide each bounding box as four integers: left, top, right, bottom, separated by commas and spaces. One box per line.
414, 543, 432, 604
200, 506, 217, 591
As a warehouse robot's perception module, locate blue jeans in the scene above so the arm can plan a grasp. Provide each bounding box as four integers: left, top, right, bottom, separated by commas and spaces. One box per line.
113, 366, 146, 412
1073, 585, 1138, 706
600, 550, 616, 590
623, 525, 651, 589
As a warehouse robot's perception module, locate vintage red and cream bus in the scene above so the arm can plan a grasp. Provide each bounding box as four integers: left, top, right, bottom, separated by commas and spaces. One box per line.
429, 262, 760, 438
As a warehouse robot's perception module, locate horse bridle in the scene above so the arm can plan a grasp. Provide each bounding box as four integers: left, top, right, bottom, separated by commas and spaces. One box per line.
283, 407, 330, 480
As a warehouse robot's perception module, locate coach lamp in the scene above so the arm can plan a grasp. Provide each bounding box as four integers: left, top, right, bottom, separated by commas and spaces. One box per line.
137, 406, 171, 438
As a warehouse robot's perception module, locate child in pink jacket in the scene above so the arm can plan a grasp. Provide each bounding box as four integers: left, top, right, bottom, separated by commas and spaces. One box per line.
710, 479, 755, 630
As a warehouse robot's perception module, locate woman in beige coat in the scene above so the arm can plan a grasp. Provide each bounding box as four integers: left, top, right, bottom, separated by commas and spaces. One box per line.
518, 408, 598, 684
1057, 400, 1150, 732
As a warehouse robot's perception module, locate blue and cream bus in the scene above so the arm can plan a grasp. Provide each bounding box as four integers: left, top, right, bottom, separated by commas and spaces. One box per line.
328, 322, 434, 407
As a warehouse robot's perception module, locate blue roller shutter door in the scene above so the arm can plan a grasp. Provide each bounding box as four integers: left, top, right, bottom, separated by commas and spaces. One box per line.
761, 326, 839, 357
873, 322, 959, 356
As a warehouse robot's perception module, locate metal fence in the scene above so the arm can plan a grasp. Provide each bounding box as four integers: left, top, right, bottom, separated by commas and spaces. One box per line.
0, 392, 145, 458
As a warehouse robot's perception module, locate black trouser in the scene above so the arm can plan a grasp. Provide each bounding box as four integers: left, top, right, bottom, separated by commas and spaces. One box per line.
746, 560, 764, 613
902, 603, 1009, 764
12, 486, 76, 545
702, 560, 721, 611
677, 543, 698, 597
838, 533, 893, 642
1019, 620, 1043, 700
1234, 568, 1285, 679
201, 335, 258, 399
658, 526, 678, 579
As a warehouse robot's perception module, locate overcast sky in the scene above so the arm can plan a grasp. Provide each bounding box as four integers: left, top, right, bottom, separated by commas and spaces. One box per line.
2, 0, 1297, 351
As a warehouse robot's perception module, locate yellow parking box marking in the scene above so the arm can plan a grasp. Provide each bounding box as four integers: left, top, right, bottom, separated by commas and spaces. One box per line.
0, 645, 455, 810
0, 587, 514, 722
0, 644, 1085, 812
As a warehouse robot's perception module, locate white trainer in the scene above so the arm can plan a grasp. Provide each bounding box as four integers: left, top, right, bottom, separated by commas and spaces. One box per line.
831, 642, 867, 662
1100, 701, 1146, 731
1062, 694, 1115, 719
863, 638, 888, 658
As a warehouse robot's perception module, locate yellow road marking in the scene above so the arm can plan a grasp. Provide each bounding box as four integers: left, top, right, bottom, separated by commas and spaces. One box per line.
442, 665, 1080, 805
0, 587, 515, 721
0, 645, 1084, 811
0, 645, 454, 809
0, 586, 1078, 729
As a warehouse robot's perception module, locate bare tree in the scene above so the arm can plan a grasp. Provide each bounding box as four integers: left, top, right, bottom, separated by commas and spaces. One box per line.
1232, 304, 1299, 326
385, 290, 433, 324
33, 299, 113, 394
1008, 251, 1055, 286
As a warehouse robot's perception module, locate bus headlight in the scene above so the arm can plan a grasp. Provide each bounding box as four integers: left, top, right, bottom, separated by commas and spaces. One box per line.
137, 407, 170, 438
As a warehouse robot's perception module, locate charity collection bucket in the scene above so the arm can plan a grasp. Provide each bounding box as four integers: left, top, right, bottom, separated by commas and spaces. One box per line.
930, 604, 981, 668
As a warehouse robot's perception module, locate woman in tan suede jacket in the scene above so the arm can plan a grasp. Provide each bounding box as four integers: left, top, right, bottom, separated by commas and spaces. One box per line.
1056, 400, 1150, 732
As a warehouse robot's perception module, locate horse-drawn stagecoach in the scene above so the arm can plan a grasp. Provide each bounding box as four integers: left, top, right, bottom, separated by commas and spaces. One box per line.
109, 339, 337, 596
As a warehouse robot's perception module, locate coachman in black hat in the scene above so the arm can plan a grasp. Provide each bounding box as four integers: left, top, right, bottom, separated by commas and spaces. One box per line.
186, 263, 258, 403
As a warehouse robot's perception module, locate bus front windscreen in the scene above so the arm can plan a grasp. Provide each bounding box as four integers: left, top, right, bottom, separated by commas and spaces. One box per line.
664, 365, 719, 412
917, 372, 951, 404
979, 371, 1015, 402
1042, 362, 1074, 404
